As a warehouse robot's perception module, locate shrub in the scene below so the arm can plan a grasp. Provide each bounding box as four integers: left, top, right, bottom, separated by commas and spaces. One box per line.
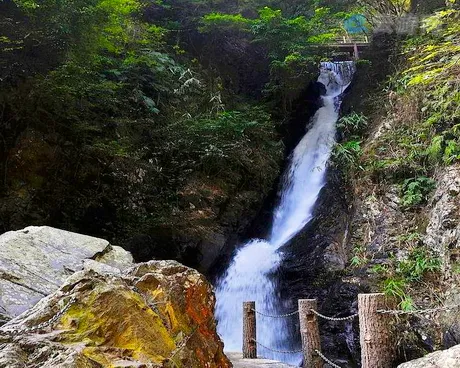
400, 176, 436, 208
332, 139, 363, 173
337, 113, 368, 135
382, 248, 441, 310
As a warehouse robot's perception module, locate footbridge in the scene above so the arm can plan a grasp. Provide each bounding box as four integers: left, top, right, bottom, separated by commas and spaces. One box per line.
315, 35, 371, 59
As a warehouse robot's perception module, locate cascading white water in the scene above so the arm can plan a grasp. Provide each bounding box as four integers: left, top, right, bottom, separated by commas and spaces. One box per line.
215, 62, 355, 365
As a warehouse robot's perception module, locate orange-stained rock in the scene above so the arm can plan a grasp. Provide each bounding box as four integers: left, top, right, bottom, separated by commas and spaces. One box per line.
0, 260, 232, 368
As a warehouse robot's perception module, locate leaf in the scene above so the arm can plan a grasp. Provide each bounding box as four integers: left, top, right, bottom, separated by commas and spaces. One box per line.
142, 96, 160, 114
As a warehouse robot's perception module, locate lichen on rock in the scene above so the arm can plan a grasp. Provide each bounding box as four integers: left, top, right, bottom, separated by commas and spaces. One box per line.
0, 260, 231, 368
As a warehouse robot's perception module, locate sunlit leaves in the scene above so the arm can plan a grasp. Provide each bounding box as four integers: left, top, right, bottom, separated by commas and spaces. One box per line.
200, 13, 251, 32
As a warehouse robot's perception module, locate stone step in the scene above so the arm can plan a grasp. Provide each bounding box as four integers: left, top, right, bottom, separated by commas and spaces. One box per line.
226, 353, 298, 368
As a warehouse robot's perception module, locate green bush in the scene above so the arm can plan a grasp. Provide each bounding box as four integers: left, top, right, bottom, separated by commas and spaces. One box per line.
332, 139, 363, 173
337, 113, 368, 135
381, 248, 441, 311
396, 248, 441, 282
400, 176, 436, 208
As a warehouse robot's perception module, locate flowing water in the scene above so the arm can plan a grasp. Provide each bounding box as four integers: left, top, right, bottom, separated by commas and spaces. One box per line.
215, 62, 355, 365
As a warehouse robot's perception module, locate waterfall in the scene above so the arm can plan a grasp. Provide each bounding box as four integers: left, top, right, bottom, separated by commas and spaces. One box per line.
215, 62, 355, 365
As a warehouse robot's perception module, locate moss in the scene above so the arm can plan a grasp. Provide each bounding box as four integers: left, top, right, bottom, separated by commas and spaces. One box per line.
59, 285, 177, 364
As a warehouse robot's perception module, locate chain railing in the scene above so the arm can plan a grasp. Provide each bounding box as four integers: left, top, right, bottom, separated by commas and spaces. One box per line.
252, 308, 299, 318
243, 300, 355, 368
315, 349, 343, 368
252, 339, 303, 354
243, 294, 460, 368
310, 309, 358, 322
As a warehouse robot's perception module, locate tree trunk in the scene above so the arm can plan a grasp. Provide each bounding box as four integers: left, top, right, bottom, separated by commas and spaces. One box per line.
358, 293, 395, 368
299, 299, 322, 368
243, 301, 257, 359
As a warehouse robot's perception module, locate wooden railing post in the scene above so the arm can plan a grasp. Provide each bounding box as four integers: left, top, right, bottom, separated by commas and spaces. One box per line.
299, 299, 322, 368
243, 301, 257, 359
358, 293, 395, 368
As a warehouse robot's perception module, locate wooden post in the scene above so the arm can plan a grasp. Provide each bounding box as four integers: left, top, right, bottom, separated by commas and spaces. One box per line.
243, 301, 257, 359
299, 299, 322, 368
353, 43, 360, 59
358, 293, 395, 368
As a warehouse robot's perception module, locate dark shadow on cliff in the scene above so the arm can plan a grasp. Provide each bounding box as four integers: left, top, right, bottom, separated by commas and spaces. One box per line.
208, 80, 326, 283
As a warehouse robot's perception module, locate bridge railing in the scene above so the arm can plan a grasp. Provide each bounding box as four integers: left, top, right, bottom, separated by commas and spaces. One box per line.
334, 34, 370, 44
243, 293, 460, 368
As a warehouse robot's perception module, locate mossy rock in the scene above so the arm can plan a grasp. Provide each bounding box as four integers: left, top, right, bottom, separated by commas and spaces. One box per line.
0, 260, 231, 368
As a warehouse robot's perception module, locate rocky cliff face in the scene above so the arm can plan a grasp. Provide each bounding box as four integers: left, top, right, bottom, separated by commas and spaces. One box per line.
0, 260, 230, 368
334, 34, 460, 363
271, 33, 460, 365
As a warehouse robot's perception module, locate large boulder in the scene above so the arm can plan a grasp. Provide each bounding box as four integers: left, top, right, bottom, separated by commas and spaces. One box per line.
0, 226, 133, 322
398, 345, 460, 368
0, 260, 231, 368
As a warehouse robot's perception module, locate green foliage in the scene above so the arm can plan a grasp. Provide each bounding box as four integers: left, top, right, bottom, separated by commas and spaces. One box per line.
355, 59, 372, 68
337, 112, 368, 135
383, 278, 413, 310
394, 10, 460, 170
200, 13, 251, 32
1, 0, 290, 242
350, 245, 368, 267
358, 0, 410, 18
178, 108, 283, 183
400, 176, 436, 208
251, 6, 338, 65
199, 5, 342, 108
396, 231, 422, 244
396, 248, 441, 282
381, 248, 441, 311
332, 140, 363, 173
427, 135, 460, 165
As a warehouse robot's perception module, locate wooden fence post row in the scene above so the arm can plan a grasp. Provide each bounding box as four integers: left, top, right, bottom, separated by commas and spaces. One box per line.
243, 301, 257, 359
242, 294, 395, 368
299, 299, 322, 368
358, 293, 395, 368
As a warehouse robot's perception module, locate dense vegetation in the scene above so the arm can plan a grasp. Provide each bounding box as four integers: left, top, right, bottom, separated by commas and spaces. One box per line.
338, 2, 460, 311
2, 0, 457, 287
0, 0, 356, 265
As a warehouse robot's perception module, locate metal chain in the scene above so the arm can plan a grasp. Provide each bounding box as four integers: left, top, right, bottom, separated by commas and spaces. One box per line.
252, 309, 300, 318
311, 309, 358, 322
315, 349, 343, 368
377, 304, 460, 316
0, 295, 76, 336
252, 339, 303, 354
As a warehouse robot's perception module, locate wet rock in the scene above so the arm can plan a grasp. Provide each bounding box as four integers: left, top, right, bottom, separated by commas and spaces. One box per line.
0, 260, 230, 368
0, 226, 133, 322
279, 169, 361, 366
398, 345, 460, 368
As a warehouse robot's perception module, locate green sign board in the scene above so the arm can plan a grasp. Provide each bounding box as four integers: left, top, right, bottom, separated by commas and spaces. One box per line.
344, 14, 368, 34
